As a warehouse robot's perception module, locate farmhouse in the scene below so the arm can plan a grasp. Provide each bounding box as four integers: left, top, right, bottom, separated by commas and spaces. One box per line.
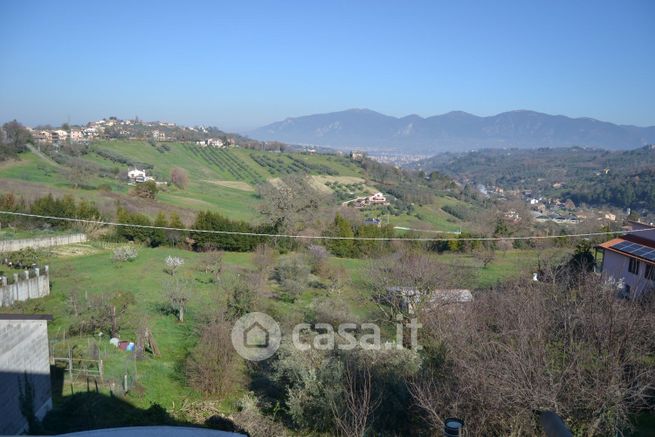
596, 221, 655, 298
127, 168, 154, 183
343, 192, 389, 208
368, 192, 387, 205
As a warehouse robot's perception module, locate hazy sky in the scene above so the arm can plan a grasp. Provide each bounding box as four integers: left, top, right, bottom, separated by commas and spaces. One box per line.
1, 0, 653, 131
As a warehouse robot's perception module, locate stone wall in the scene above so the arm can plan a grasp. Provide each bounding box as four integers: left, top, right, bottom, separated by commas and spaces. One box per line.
0, 233, 86, 252
0, 316, 53, 434
0, 266, 50, 307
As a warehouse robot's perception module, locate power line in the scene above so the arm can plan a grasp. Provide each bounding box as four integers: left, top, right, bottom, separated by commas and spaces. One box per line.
0, 210, 640, 242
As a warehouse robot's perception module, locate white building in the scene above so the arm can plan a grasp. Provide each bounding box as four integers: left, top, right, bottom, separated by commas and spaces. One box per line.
51, 129, 68, 143
196, 138, 224, 148
152, 130, 166, 141
368, 192, 387, 204
127, 168, 154, 183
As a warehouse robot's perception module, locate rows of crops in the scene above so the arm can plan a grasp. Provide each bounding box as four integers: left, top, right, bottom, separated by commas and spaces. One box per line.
251, 153, 338, 176
183, 145, 265, 183
288, 155, 338, 175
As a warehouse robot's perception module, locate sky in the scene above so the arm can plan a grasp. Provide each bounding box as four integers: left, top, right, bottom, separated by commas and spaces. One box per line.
0, 0, 654, 131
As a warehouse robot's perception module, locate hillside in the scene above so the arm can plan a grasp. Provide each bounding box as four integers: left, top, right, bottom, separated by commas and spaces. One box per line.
409, 145, 655, 211
249, 108, 655, 152
0, 139, 472, 232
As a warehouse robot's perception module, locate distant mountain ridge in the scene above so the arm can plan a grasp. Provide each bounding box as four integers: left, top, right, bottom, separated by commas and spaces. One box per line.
248, 108, 655, 152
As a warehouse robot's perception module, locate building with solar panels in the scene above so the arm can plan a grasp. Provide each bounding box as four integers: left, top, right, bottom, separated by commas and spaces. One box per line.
597, 221, 655, 298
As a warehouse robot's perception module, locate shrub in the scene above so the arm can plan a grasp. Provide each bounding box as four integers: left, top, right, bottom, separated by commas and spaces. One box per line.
2, 247, 49, 269
274, 255, 310, 299
112, 246, 137, 263
134, 180, 158, 199
164, 255, 184, 275
307, 244, 329, 274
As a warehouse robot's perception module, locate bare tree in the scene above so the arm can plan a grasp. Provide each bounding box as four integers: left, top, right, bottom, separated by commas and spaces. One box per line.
198, 251, 223, 282
474, 246, 496, 268
307, 244, 329, 275
330, 359, 380, 437
171, 167, 189, 189
257, 174, 328, 233
325, 264, 348, 295
410, 272, 655, 435
165, 276, 190, 322
252, 244, 276, 274
186, 318, 241, 395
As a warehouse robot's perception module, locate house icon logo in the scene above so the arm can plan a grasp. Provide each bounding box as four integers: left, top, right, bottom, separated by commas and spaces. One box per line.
231, 312, 281, 361
244, 321, 269, 348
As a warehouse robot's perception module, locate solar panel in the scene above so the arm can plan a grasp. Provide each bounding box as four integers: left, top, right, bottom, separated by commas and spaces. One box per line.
610, 240, 655, 261
633, 247, 651, 256
612, 241, 631, 251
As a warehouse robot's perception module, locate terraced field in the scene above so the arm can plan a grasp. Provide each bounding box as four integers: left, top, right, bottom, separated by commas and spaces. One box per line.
183, 144, 266, 184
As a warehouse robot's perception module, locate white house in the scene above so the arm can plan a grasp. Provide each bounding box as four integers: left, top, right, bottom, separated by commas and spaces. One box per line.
195, 138, 224, 148
368, 192, 387, 204
127, 168, 154, 183
596, 221, 655, 298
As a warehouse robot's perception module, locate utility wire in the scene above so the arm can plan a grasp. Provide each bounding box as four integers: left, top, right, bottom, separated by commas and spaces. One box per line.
0, 210, 642, 242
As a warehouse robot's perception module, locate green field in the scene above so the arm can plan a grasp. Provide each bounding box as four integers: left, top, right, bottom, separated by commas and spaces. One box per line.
3, 242, 550, 428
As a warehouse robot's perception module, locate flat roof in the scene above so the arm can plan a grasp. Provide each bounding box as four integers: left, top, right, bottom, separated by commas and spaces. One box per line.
0, 313, 53, 321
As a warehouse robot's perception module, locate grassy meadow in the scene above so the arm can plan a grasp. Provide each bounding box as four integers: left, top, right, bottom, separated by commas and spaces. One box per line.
4, 240, 551, 426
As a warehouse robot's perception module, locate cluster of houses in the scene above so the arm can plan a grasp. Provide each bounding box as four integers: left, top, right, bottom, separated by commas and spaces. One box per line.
343, 192, 389, 208
30, 127, 97, 145
28, 117, 234, 146
522, 191, 581, 224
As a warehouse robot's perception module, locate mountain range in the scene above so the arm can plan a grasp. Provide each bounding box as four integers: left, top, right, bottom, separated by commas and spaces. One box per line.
248, 109, 655, 153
